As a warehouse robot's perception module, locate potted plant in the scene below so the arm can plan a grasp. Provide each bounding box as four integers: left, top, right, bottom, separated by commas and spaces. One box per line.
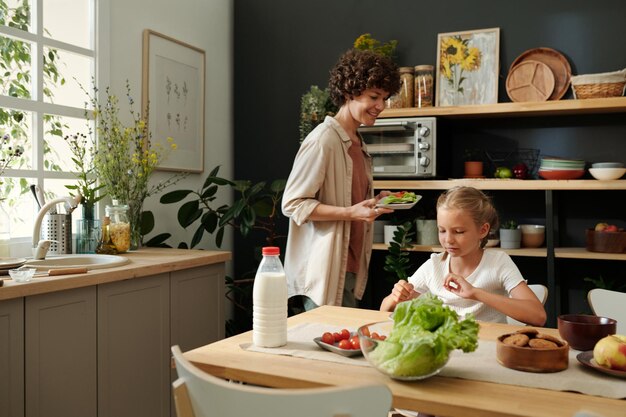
499, 220, 522, 249
383, 221, 414, 284
464, 148, 485, 178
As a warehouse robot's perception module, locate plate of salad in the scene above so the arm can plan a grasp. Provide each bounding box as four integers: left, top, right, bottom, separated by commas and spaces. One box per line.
376, 191, 421, 210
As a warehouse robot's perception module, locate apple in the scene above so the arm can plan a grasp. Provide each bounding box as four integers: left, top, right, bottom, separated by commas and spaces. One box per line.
605, 224, 619, 232
513, 163, 528, 179
593, 334, 626, 371
595, 222, 609, 231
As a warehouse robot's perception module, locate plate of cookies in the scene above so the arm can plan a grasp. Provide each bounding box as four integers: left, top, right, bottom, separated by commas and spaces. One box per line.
496, 328, 569, 373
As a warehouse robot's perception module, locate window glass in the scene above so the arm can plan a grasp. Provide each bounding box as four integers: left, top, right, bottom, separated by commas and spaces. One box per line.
43, 46, 93, 107
0, 0, 31, 32
0, 106, 33, 169
43, 0, 91, 49
43, 113, 92, 172
0, 35, 32, 98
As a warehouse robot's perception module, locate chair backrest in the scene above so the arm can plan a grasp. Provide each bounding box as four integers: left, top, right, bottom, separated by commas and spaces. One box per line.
171, 345, 393, 417
507, 284, 548, 325
588, 288, 626, 334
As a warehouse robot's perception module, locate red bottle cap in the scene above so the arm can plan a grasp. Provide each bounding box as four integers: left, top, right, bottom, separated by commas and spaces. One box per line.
262, 246, 280, 256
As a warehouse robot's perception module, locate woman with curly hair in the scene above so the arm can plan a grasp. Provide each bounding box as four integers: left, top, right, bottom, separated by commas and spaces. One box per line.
282, 48, 401, 310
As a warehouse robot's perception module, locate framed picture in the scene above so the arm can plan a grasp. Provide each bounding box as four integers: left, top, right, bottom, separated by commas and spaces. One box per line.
436, 27, 500, 107
142, 29, 205, 172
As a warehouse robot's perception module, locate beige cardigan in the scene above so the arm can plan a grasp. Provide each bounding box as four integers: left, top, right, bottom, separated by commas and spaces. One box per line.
282, 117, 374, 306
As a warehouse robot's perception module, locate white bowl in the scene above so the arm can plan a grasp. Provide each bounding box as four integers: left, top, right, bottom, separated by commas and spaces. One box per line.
588, 167, 626, 181
9, 268, 36, 282
591, 162, 624, 169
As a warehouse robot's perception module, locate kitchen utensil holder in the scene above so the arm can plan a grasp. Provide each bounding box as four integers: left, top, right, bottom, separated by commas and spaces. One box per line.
42, 213, 72, 255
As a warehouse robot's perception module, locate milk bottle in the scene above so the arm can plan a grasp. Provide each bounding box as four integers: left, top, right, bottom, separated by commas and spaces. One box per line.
252, 246, 288, 347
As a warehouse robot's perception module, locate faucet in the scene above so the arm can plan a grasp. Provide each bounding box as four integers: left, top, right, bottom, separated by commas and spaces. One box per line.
32, 195, 82, 259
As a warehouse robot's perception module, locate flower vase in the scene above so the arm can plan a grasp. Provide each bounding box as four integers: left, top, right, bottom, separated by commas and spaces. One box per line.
76, 203, 100, 254
127, 199, 143, 251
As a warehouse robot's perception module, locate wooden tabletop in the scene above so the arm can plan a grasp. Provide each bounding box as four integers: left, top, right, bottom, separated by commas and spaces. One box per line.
184, 305, 625, 417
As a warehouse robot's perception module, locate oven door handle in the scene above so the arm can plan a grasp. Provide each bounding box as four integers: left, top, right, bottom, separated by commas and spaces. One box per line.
358, 121, 417, 133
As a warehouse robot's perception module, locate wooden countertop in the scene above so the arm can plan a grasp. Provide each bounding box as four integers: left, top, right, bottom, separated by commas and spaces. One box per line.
0, 248, 231, 300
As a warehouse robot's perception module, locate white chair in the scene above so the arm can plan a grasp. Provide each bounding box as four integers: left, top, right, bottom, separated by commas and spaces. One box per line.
171, 345, 393, 417
507, 284, 548, 325
587, 288, 626, 334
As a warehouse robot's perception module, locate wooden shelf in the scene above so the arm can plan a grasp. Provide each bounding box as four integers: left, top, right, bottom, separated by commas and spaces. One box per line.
374, 179, 626, 191
379, 96, 626, 119
555, 247, 626, 261
372, 243, 547, 258
373, 244, 626, 261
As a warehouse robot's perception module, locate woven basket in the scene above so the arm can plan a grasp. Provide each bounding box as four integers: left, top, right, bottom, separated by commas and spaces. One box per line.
571, 68, 626, 99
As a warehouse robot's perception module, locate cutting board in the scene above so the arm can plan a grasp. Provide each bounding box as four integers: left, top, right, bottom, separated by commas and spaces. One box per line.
506, 60, 555, 102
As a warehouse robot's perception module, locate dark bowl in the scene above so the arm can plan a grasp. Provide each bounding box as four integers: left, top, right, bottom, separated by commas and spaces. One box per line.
557, 314, 617, 351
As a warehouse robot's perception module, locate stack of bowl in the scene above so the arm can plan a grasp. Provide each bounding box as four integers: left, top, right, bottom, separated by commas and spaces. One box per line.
588, 162, 626, 181
538, 157, 585, 180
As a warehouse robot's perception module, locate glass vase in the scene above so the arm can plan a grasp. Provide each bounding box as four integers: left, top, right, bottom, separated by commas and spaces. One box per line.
76, 203, 100, 254
127, 199, 143, 251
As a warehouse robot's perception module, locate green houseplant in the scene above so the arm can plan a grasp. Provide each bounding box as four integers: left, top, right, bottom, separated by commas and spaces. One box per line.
383, 220, 414, 284
499, 220, 521, 249
152, 165, 287, 336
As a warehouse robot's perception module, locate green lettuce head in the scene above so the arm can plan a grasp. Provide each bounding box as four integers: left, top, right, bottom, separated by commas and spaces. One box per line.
368, 294, 479, 378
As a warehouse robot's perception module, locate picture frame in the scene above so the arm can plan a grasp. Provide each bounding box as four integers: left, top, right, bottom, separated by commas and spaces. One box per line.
142, 29, 205, 172
435, 27, 500, 107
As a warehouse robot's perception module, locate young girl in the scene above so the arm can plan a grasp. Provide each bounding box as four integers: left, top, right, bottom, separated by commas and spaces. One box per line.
380, 186, 546, 327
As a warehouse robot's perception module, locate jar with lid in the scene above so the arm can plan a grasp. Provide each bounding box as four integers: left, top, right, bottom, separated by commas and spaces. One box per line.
398, 66, 415, 108
414, 65, 434, 107
105, 203, 131, 253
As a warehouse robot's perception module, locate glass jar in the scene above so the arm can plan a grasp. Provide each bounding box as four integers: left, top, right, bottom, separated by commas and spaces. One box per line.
414, 65, 434, 108
105, 204, 131, 253
398, 66, 414, 108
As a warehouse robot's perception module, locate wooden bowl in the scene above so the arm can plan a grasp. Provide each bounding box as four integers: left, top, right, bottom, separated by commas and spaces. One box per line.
496, 329, 569, 373
557, 314, 617, 351
585, 229, 626, 253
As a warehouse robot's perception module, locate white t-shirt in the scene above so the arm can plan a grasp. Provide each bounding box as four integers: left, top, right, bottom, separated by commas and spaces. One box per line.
409, 250, 525, 323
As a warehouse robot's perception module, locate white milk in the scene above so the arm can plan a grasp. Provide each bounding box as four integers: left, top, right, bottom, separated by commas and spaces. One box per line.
252, 251, 288, 348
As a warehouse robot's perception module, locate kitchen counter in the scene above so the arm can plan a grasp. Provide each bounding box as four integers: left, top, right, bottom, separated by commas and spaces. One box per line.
0, 247, 231, 300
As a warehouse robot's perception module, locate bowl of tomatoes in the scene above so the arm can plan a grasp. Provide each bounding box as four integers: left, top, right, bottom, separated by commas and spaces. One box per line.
314, 328, 364, 357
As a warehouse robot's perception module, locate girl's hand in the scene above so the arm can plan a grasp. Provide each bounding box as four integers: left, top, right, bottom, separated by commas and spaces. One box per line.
443, 273, 475, 299
390, 280, 418, 304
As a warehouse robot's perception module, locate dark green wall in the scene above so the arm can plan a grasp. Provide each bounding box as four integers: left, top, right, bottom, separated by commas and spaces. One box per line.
232, 0, 626, 313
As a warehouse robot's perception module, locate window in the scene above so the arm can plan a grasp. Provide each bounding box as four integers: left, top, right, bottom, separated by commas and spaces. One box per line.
0, 0, 101, 257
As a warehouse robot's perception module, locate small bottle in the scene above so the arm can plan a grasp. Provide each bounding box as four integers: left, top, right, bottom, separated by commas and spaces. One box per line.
252, 246, 288, 348
96, 216, 118, 255
106, 204, 130, 253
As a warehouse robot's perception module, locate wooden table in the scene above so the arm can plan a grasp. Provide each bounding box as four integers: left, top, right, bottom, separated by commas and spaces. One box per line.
184, 306, 625, 417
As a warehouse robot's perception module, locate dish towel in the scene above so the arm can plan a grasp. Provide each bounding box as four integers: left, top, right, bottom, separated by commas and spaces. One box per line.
243, 322, 626, 399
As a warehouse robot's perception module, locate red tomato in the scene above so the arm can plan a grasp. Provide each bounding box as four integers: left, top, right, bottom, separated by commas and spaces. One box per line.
350, 335, 360, 350
360, 326, 371, 338
321, 332, 334, 345
340, 328, 350, 340
337, 339, 351, 350
333, 332, 342, 343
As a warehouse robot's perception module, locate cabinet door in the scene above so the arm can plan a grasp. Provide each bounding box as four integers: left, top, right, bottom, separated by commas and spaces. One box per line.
98, 274, 170, 417
170, 264, 225, 351
25, 287, 97, 417
0, 298, 24, 417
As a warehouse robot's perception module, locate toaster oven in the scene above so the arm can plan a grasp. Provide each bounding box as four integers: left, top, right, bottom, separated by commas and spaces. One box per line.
359, 117, 437, 178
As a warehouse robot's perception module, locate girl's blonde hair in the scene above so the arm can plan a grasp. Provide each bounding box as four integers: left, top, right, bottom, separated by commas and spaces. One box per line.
436, 186, 499, 248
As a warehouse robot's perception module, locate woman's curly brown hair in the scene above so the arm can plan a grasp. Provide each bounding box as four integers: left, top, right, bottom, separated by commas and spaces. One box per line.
328, 49, 400, 107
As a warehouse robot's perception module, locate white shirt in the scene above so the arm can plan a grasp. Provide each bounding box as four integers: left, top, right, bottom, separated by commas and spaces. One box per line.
409, 250, 525, 322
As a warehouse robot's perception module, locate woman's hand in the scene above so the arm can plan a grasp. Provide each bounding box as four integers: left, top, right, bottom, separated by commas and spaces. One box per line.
443, 273, 476, 299
352, 198, 393, 222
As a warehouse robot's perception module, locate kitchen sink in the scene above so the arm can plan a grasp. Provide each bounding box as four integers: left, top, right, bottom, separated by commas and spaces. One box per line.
24, 254, 130, 271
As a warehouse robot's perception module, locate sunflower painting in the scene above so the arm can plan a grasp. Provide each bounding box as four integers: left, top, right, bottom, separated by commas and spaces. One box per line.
436, 28, 500, 106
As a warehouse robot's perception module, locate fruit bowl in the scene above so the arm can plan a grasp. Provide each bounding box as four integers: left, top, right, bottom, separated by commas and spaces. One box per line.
586, 229, 626, 253
557, 314, 617, 351
357, 320, 449, 381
